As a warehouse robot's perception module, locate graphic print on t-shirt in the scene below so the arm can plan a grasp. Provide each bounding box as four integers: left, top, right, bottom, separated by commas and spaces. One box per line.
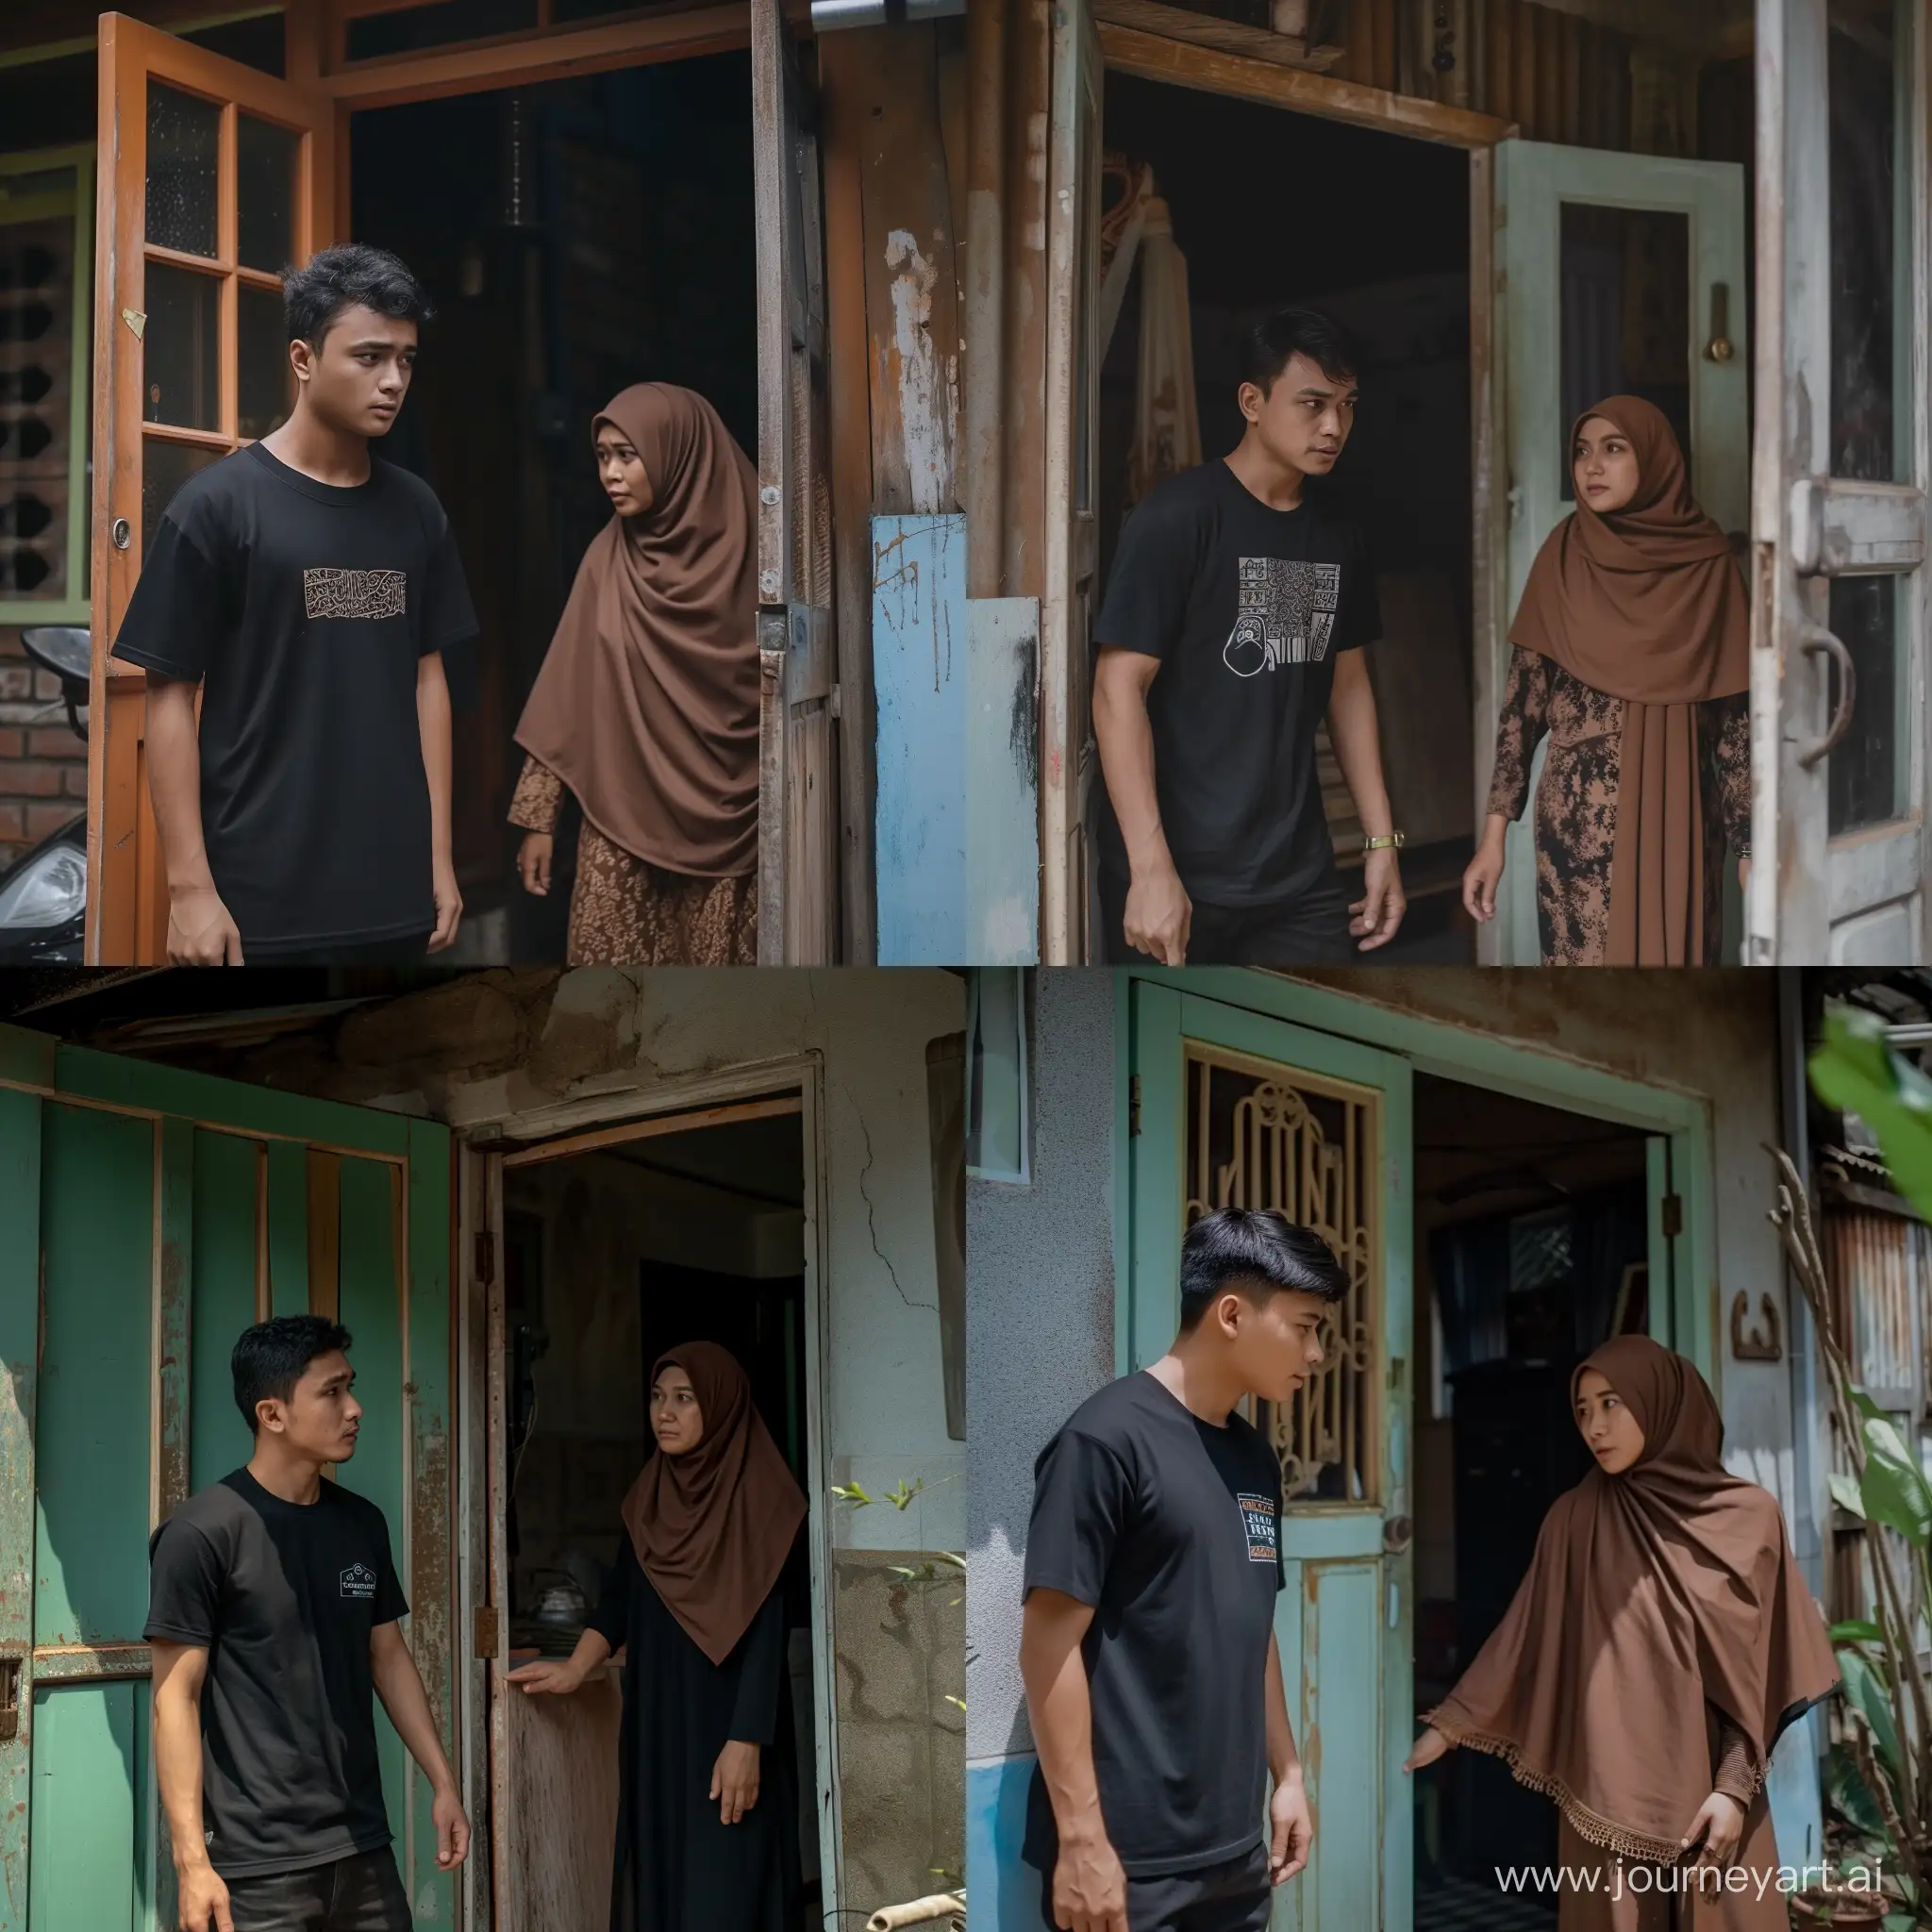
1223, 557, 1341, 676
303, 567, 408, 622
339, 1561, 377, 1600
1236, 1491, 1279, 1565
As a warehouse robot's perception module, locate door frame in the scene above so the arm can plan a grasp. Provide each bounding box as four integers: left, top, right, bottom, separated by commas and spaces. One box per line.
1044, 22, 1518, 963
1110, 967, 1720, 1391
453, 1054, 844, 1932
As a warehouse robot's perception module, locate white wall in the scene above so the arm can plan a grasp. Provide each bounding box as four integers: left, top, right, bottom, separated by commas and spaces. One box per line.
443, 967, 967, 1554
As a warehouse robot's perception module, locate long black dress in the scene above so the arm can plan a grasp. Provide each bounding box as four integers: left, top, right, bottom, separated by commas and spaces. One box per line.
587, 1534, 803, 1932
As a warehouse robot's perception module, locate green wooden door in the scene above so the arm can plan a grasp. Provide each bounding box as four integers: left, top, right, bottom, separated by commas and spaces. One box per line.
0, 1024, 454, 1932
1125, 980, 1414, 1932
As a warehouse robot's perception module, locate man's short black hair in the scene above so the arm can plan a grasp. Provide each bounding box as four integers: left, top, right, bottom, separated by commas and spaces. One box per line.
283, 242, 432, 347
1239, 307, 1359, 397
233, 1315, 353, 1433
1178, 1208, 1349, 1330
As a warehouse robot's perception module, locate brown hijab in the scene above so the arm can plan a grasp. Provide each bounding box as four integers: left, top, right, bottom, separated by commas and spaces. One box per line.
1427, 1337, 1837, 1864
513, 384, 760, 878
621, 1341, 808, 1665
1511, 397, 1751, 966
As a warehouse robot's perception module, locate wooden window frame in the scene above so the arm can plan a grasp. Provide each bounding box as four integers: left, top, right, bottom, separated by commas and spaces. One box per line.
0, 143, 94, 627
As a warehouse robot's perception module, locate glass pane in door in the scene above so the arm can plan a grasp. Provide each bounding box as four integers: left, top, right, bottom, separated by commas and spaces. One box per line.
1827, 574, 1905, 834
142, 438, 221, 558
146, 83, 221, 259
237, 115, 298, 273
1829, 0, 1909, 481
237, 282, 291, 439
1558, 203, 1692, 499
142, 261, 220, 431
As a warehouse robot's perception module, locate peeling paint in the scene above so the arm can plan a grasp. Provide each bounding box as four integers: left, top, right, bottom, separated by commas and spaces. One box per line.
883, 230, 955, 516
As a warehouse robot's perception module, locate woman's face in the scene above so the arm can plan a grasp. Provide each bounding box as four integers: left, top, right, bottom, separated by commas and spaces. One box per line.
1573, 415, 1641, 514
1574, 1366, 1646, 1474
595, 427, 656, 518
650, 1366, 704, 1456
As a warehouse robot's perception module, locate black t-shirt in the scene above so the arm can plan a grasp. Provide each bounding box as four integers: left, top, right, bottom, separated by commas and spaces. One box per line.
112, 441, 479, 953
1022, 1372, 1286, 1877
144, 1467, 409, 1878
1095, 458, 1380, 908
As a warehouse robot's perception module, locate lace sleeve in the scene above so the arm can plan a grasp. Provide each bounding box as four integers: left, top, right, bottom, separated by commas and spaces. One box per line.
1486, 647, 1550, 823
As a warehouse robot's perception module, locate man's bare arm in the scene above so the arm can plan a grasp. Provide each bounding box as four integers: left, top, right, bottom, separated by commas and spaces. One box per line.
144, 677, 243, 966
151, 1639, 234, 1932
370, 1621, 469, 1869
1264, 1632, 1313, 1884
1093, 648, 1190, 966
1326, 651, 1406, 950
415, 652, 461, 953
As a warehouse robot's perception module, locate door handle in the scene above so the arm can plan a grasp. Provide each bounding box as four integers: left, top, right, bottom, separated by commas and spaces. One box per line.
1797, 621, 1857, 771
1705, 282, 1735, 363
1382, 1514, 1413, 1554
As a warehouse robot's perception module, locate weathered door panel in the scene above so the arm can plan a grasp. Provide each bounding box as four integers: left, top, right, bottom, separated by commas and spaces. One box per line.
0, 1026, 453, 1930
754, 3, 840, 964
1125, 983, 1413, 1932
88, 14, 337, 965
1491, 140, 1751, 965
1750, 0, 1928, 963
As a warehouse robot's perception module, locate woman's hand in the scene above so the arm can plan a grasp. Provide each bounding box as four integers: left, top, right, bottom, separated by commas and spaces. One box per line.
1461, 830, 1507, 924
1683, 1790, 1745, 1869
505, 1657, 586, 1696
518, 832, 554, 897
711, 1740, 761, 1824
1403, 1726, 1450, 1774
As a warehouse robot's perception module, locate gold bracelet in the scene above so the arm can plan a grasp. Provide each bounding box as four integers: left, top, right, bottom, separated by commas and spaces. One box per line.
1362, 832, 1406, 852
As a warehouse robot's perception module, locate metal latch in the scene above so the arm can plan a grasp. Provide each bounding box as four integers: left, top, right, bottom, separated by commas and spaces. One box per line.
0, 1657, 21, 1740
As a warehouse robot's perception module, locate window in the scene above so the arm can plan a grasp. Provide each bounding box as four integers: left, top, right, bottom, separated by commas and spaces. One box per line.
966, 968, 1029, 1184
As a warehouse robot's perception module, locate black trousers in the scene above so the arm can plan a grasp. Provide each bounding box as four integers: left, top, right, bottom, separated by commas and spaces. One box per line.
225, 1847, 412, 1932
1099, 869, 1355, 967
1037, 1844, 1273, 1932
241, 933, 434, 968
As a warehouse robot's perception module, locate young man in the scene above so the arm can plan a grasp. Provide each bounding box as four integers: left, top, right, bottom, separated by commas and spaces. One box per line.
114, 243, 477, 966
1092, 308, 1406, 967
1019, 1208, 1343, 1932
146, 1316, 469, 1932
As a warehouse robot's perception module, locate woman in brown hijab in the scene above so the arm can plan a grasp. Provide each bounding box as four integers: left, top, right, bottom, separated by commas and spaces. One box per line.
1461, 399, 1753, 965
508, 1342, 808, 1931
1405, 1336, 1837, 1929
509, 384, 761, 966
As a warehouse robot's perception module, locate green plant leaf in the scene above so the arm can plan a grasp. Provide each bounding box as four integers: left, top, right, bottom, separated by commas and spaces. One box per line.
1809, 1005, 1932, 1221
1850, 1386, 1886, 1425
1882, 1914, 1915, 1932
1840, 1649, 1904, 1784
1824, 1740, 1888, 1840
831, 1483, 874, 1507
1860, 1415, 1932, 1547
1831, 1619, 1886, 1646
1831, 1472, 1869, 1520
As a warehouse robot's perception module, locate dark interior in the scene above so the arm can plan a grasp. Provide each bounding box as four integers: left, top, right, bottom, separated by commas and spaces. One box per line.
350, 55, 758, 959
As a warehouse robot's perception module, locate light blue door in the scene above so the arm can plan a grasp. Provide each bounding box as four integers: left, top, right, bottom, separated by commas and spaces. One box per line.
1125, 980, 1414, 1932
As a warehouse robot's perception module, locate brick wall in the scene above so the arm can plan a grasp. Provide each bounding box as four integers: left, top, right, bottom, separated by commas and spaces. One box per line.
0, 624, 87, 867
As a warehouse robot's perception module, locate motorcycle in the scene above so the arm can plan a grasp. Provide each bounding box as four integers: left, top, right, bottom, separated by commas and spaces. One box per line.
0, 625, 90, 962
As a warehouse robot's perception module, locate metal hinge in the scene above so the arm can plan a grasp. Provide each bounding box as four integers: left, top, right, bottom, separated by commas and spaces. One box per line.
475, 1606, 500, 1658
829, 682, 842, 720
1660, 1193, 1683, 1240
1129, 1074, 1141, 1137
474, 1230, 496, 1286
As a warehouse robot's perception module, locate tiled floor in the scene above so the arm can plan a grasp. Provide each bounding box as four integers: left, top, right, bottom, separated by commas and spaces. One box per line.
1414, 1875, 1559, 1930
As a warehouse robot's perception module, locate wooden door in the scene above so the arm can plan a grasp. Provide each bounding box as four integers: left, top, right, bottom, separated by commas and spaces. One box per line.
1750, 0, 1930, 963
1042, 0, 1104, 965
1124, 981, 1414, 1932
0, 1023, 453, 1930
87, 14, 336, 966
1489, 140, 1751, 966
753, 4, 840, 965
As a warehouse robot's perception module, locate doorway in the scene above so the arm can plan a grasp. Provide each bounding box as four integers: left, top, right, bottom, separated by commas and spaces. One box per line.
1095, 73, 1477, 961
485, 1099, 827, 1928
1409, 1074, 1657, 1928
348, 56, 758, 961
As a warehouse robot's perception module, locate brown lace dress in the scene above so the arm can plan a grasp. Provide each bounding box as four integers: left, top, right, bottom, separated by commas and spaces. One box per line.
1488, 646, 1752, 967
1551, 1708, 1775, 1930
508, 756, 757, 967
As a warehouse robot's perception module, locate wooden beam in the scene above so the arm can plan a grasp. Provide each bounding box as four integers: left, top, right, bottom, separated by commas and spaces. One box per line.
1097, 20, 1517, 147
1091, 0, 1344, 73
1517, 0, 1751, 62
497, 1094, 804, 1169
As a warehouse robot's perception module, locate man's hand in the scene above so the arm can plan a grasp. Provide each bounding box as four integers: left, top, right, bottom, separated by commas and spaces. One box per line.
505, 1657, 587, 1696
518, 832, 554, 897
710, 1740, 761, 1824
427, 860, 463, 954
1122, 863, 1191, 967
175, 1858, 234, 1932
1683, 1790, 1745, 1870
432, 1784, 470, 1870
168, 884, 244, 966
1349, 846, 1406, 950
1402, 1725, 1449, 1774
1051, 1826, 1128, 1932
1268, 1771, 1313, 1886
